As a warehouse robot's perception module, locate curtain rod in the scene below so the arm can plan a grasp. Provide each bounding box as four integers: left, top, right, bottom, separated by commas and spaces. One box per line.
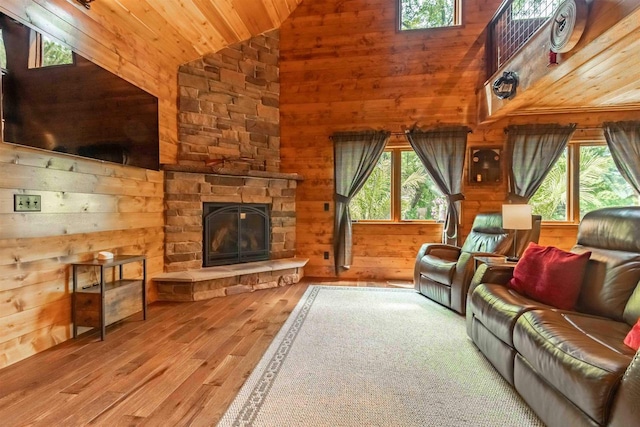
329, 129, 472, 139
503, 124, 605, 134
574, 126, 606, 131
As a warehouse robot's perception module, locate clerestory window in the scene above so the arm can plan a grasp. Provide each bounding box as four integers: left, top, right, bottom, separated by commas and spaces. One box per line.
28, 30, 73, 69
399, 0, 462, 31
0, 29, 6, 69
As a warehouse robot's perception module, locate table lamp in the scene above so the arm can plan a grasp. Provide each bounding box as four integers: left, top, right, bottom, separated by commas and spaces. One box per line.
502, 204, 532, 262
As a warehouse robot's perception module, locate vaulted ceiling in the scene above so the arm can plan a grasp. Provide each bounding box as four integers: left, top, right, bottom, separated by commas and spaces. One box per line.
99, 0, 303, 64
4, 0, 302, 68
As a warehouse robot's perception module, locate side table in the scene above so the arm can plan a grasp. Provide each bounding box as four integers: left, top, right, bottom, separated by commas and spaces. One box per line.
474, 255, 517, 272
71, 255, 147, 340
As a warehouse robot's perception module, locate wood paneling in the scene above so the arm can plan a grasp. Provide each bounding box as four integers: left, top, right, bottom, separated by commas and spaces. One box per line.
479, 0, 640, 122
279, 0, 639, 280
0, 142, 164, 369
0, 0, 306, 369
280, 0, 498, 280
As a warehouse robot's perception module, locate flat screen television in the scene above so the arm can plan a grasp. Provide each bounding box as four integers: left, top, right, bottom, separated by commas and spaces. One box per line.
0, 12, 160, 170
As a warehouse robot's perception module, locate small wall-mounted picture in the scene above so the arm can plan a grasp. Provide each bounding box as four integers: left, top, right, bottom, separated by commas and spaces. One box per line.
469, 147, 502, 184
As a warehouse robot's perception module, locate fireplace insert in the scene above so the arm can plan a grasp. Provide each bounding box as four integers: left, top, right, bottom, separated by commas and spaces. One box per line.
203, 203, 270, 266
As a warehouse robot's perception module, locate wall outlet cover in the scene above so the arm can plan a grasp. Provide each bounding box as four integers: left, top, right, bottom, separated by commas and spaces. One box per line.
14, 194, 41, 212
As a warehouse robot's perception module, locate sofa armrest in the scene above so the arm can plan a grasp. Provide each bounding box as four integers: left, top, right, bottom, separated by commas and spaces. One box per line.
423, 243, 462, 260
468, 263, 515, 294
465, 263, 515, 335
608, 350, 640, 427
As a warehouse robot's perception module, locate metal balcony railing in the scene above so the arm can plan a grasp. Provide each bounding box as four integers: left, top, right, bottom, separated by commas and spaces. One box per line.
486, 0, 561, 79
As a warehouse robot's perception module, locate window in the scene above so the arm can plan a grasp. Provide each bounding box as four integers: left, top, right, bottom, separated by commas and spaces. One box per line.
28, 30, 73, 68
0, 30, 6, 69
511, 0, 559, 20
350, 148, 444, 222
530, 143, 638, 221
399, 0, 461, 31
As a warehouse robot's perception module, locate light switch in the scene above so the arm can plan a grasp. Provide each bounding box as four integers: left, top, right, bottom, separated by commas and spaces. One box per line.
14, 194, 41, 212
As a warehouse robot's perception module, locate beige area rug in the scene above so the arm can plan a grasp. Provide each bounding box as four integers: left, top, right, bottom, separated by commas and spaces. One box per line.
218, 286, 543, 427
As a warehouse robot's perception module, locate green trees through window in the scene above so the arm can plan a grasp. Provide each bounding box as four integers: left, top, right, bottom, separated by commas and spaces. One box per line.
350, 149, 444, 221
42, 35, 73, 67
530, 144, 638, 221
0, 30, 6, 69
28, 31, 73, 69
351, 152, 392, 220
511, 0, 559, 19
401, 151, 445, 220
399, 0, 459, 30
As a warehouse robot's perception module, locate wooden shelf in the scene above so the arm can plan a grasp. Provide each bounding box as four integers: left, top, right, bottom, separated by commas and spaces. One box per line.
77, 279, 141, 293
72, 255, 147, 340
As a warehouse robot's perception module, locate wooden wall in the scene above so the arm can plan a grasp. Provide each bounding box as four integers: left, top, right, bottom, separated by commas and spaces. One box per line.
1, 0, 179, 163
0, 1, 169, 369
278, 0, 640, 280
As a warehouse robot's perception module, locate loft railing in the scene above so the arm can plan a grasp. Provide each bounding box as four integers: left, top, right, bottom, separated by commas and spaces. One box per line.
486, 0, 561, 79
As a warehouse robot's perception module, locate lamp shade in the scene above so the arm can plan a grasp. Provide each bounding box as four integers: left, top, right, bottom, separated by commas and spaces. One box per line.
502, 204, 532, 230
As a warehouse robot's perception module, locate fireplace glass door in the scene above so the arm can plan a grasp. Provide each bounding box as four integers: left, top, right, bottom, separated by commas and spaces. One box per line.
203, 203, 270, 266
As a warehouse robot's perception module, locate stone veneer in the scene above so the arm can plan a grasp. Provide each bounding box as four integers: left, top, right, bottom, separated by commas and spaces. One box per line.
164, 167, 301, 273
163, 29, 298, 295
178, 30, 280, 173
154, 258, 307, 302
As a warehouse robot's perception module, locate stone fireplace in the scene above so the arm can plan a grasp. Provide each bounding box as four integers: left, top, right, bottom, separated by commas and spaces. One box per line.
154, 30, 307, 301
203, 202, 270, 266
156, 167, 305, 302
163, 167, 300, 273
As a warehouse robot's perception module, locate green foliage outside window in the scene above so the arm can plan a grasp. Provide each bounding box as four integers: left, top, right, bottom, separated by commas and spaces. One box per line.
350, 150, 443, 221
400, 151, 444, 220
350, 152, 392, 220
42, 35, 73, 67
0, 30, 6, 69
511, 0, 559, 19
530, 145, 638, 221
578, 146, 638, 218
530, 150, 568, 220
400, 0, 457, 30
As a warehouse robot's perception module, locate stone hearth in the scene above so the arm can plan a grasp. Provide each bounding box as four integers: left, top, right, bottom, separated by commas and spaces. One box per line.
154, 258, 308, 301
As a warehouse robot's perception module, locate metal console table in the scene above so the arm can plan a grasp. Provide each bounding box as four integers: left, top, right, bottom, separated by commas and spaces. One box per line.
71, 255, 146, 340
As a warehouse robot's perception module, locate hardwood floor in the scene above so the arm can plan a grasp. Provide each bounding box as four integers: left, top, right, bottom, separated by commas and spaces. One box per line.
0, 279, 392, 426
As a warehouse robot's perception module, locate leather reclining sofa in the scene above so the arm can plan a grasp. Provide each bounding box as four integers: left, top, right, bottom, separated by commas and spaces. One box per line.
467, 207, 640, 427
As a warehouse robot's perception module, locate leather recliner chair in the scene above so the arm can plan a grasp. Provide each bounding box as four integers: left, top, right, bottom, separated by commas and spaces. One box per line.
414, 212, 541, 314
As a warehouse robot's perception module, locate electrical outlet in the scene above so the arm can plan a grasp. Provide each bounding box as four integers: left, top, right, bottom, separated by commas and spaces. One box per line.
14, 194, 41, 212
324, 203, 330, 211
323, 251, 329, 260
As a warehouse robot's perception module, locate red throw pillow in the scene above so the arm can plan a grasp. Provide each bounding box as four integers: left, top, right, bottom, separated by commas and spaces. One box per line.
624, 318, 640, 351
508, 242, 591, 310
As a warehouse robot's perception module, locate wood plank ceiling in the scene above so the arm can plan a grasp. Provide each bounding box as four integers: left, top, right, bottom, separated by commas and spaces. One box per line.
103, 0, 302, 65
8, 0, 302, 68
482, 1, 640, 121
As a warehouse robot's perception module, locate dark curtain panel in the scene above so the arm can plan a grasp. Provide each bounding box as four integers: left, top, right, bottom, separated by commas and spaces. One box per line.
333, 131, 390, 273
506, 124, 576, 202
603, 121, 640, 196
406, 127, 469, 246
